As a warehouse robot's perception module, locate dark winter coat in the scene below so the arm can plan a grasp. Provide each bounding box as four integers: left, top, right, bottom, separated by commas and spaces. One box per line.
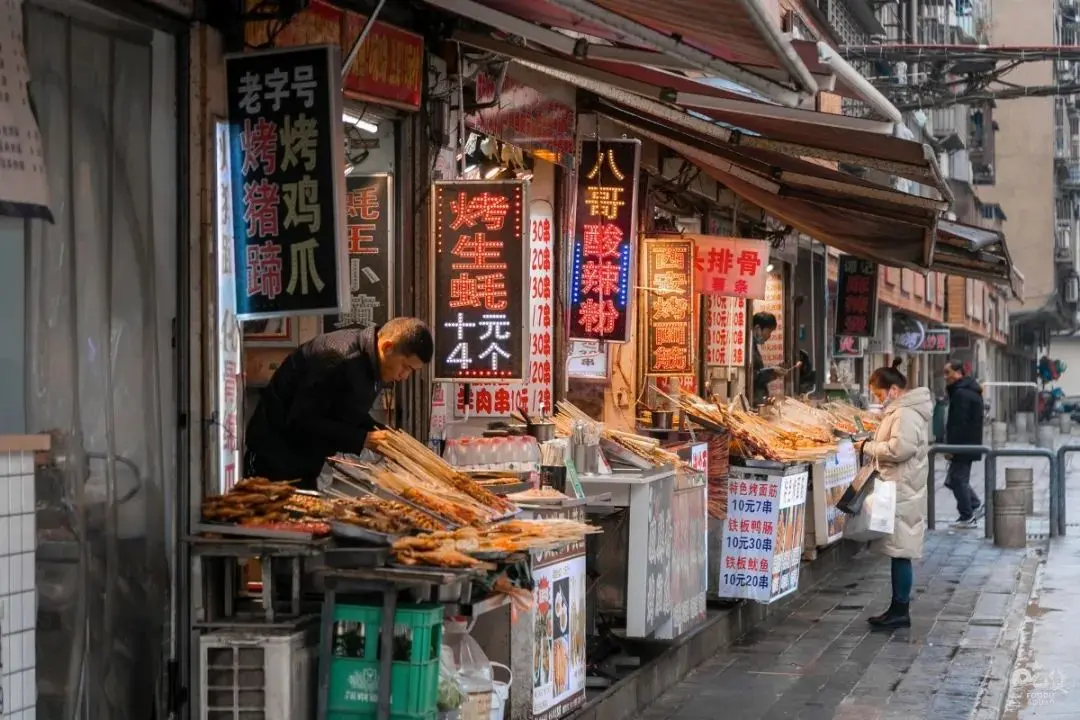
945, 375, 985, 455
244, 326, 384, 486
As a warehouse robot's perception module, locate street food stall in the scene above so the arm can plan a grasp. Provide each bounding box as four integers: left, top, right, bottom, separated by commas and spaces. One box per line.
191, 427, 601, 720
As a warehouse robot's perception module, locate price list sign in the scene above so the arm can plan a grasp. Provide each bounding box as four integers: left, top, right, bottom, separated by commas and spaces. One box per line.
453, 198, 554, 417
834, 255, 879, 337
226, 45, 348, 318
717, 466, 808, 604
642, 238, 694, 375
569, 139, 641, 343
432, 180, 526, 381
324, 174, 392, 331
704, 296, 746, 367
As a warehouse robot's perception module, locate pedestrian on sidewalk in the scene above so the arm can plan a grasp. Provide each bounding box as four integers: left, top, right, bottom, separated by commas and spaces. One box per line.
943, 360, 985, 527
858, 359, 933, 630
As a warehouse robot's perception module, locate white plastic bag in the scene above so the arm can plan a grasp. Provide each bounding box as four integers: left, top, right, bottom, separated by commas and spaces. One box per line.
843, 479, 896, 542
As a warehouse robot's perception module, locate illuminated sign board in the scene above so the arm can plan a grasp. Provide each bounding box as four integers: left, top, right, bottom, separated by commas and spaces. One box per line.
834, 255, 879, 338
642, 238, 695, 375
568, 139, 640, 343
432, 180, 527, 381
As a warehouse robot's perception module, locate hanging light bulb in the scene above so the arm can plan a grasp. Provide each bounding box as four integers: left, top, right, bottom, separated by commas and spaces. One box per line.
766, 263, 775, 272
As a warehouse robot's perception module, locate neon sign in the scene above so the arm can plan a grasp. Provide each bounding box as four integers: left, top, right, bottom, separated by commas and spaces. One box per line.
432, 181, 526, 381
569, 139, 640, 343
642, 238, 695, 375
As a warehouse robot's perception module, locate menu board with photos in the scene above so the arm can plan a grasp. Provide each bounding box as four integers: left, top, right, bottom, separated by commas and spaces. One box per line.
642, 238, 695, 375
0, 0, 52, 221
569, 139, 641, 343
531, 541, 587, 720
432, 180, 526, 381
226, 45, 348, 318
705, 296, 747, 367
717, 464, 808, 603
324, 174, 392, 331
834, 255, 879, 337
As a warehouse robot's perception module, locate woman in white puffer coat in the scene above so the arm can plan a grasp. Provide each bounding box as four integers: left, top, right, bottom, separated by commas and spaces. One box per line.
859, 358, 933, 631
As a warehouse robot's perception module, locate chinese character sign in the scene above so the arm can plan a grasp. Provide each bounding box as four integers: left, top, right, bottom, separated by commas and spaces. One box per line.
569, 139, 640, 343
454, 198, 554, 417
757, 271, 785, 370
834, 256, 878, 338
832, 335, 864, 358
692, 236, 769, 299
717, 466, 808, 604
432, 180, 526, 381
324, 174, 392, 331
642, 238, 694, 375
704, 296, 747, 367
215, 122, 242, 495
226, 45, 348, 318
918, 328, 951, 354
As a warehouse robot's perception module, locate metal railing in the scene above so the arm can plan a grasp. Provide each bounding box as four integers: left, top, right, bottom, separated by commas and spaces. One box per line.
927, 444, 1060, 538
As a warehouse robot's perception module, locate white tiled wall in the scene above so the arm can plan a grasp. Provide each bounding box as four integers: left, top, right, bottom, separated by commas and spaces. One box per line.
0, 450, 36, 719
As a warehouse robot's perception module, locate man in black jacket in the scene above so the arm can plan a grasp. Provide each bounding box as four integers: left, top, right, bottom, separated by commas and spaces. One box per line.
243, 317, 434, 488
944, 360, 985, 526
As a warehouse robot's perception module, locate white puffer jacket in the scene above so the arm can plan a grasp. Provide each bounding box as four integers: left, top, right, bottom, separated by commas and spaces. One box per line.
862, 387, 934, 559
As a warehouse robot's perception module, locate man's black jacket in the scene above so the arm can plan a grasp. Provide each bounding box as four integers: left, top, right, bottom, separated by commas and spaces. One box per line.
244, 326, 383, 484
946, 375, 985, 456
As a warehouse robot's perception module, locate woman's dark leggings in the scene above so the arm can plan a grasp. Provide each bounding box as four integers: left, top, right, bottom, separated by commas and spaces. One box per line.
892, 557, 913, 604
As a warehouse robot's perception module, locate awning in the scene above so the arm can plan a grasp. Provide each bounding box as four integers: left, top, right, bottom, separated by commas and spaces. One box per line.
453, 32, 951, 198
424, 0, 818, 105
932, 220, 1021, 296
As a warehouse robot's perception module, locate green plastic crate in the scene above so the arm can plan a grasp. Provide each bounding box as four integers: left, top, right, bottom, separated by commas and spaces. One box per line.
327, 603, 444, 718
331, 603, 444, 664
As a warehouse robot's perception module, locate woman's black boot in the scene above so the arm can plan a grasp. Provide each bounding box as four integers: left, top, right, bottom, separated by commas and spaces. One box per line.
869, 602, 910, 630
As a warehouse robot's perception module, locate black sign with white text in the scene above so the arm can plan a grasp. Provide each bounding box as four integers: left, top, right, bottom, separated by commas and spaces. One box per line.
324, 174, 392, 330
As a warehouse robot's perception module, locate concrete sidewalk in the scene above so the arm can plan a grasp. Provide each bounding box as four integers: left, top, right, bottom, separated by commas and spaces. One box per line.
999, 434, 1080, 718
633, 530, 1040, 720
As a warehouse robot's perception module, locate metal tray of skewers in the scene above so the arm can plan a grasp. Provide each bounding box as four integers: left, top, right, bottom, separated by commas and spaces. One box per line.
329, 521, 402, 547
327, 459, 461, 530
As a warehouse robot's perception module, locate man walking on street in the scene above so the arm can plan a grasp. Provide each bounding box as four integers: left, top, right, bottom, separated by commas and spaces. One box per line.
944, 360, 985, 527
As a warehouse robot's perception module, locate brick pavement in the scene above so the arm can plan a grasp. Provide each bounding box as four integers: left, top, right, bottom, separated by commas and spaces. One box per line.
634, 530, 1038, 720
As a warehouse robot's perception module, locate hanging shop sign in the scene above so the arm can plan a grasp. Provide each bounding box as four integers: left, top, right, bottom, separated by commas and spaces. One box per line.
531, 540, 587, 720
214, 121, 242, 495
569, 139, 641, 343
834, 256, 879, 337
757, 272, 786, 371
832, 335, 865, 358
324, 174, 393, 331
468, 72, 576, 167
432, 180, 527, 382
567, 340, 610, 381
0, 0, 52, 222
691, 236, 769, 299
717, 464, 808, 604
892, 315, 926, 353
919, 328, 952, 354
455, 198, 554, 417
704, 296, 747, 367
243, 0, 424, 110
226, 45, 349, 319
642, 238, 695, 375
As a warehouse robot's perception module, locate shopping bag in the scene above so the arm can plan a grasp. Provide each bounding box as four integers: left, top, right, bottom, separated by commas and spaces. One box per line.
842, 479, 897, 542
835, 463, 880, 515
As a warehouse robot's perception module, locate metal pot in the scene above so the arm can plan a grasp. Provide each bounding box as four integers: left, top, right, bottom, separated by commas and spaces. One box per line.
652, 410, 673, 430
526, 422, 555, 443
